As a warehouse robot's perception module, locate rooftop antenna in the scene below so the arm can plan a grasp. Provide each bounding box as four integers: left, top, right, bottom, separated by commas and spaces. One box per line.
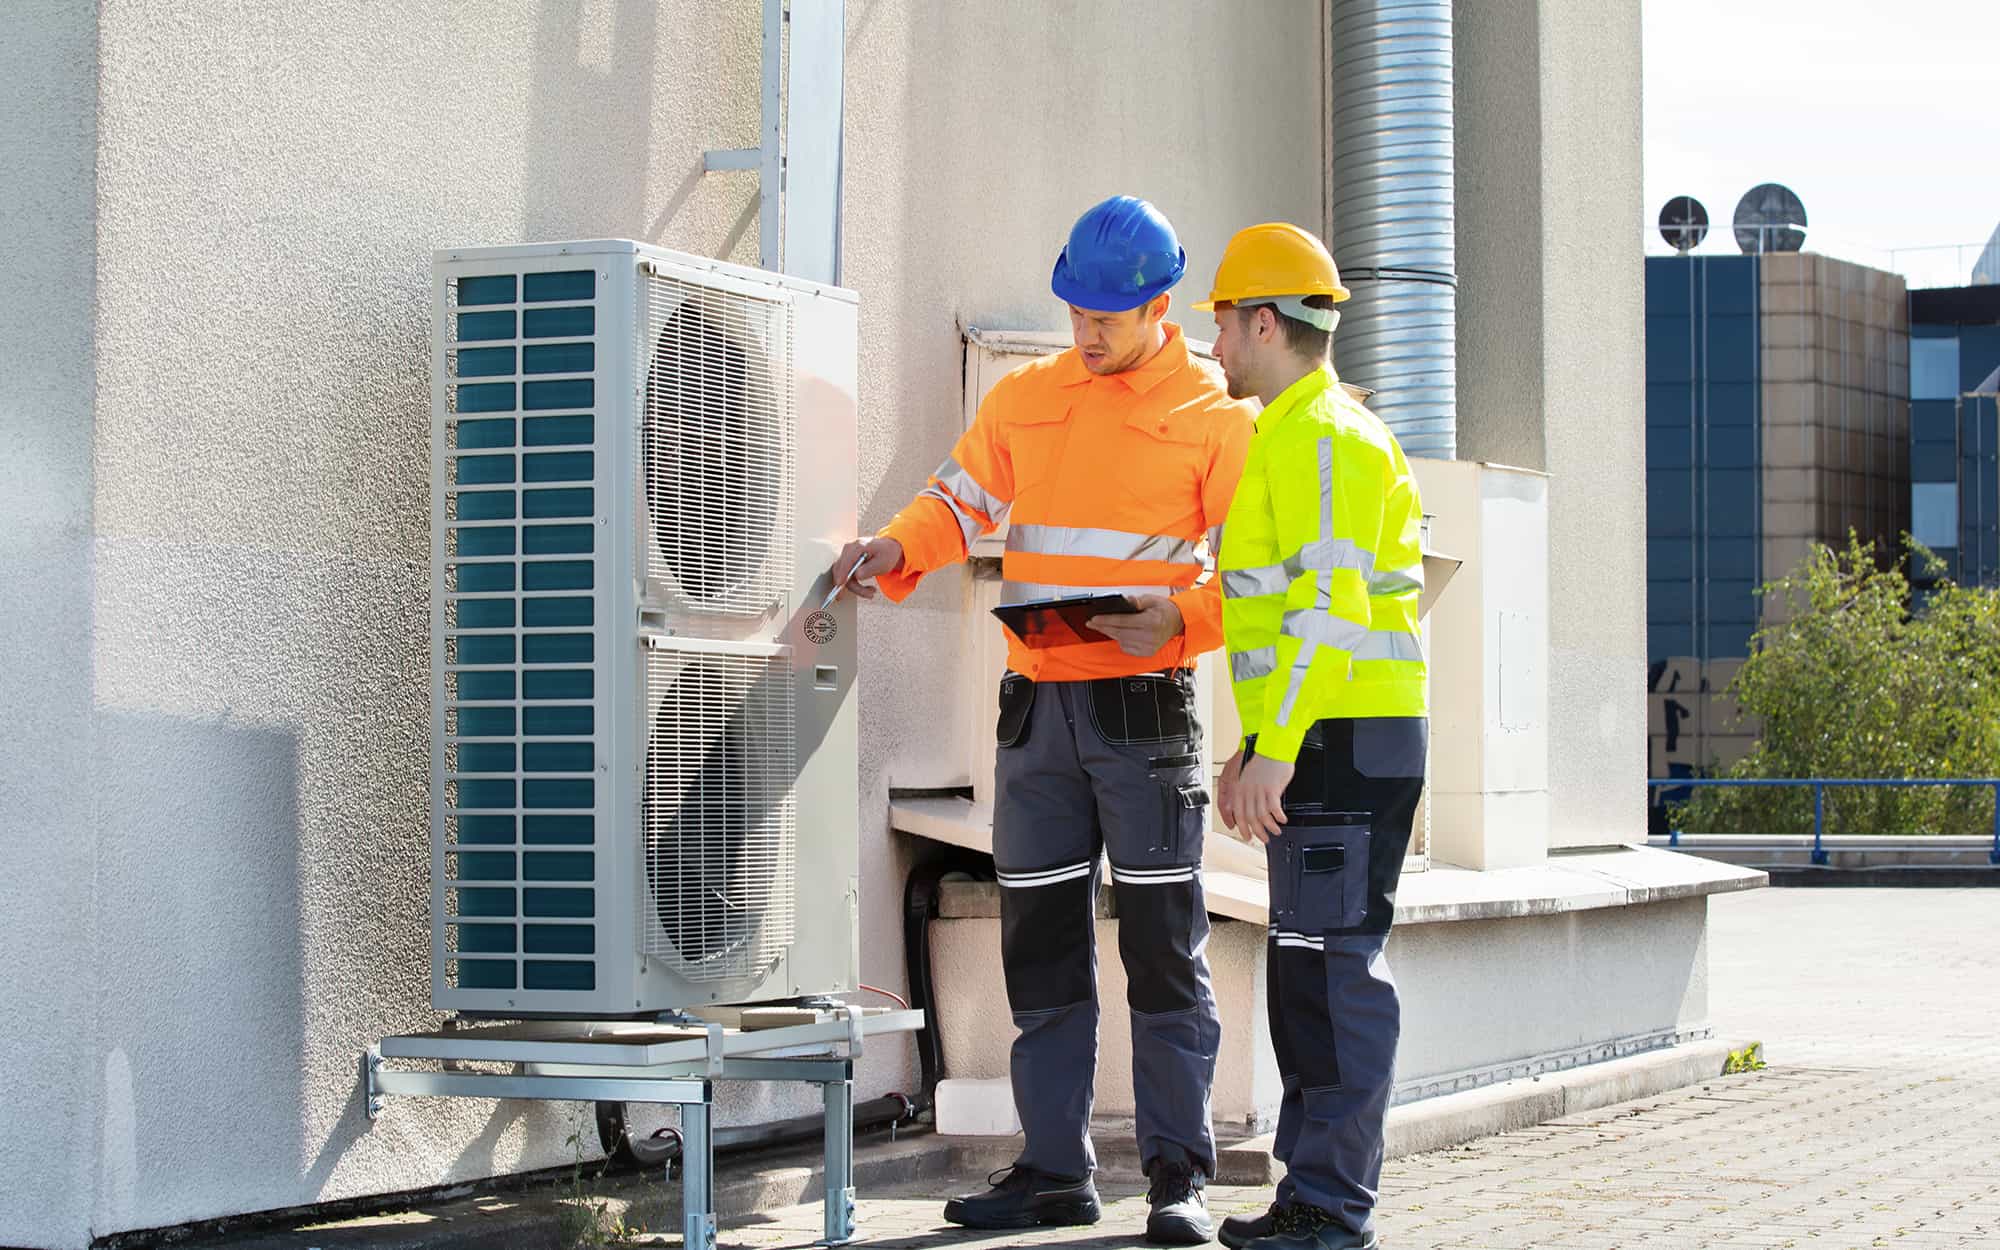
1733, 183, 1807, 254
1658, 196, 1710, 254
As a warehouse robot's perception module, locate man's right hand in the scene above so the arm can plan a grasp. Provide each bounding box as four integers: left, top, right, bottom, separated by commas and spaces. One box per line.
824, 536, 904, 602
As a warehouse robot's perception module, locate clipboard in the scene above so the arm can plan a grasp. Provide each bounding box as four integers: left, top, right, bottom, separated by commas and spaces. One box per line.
989, 593, 1141, 649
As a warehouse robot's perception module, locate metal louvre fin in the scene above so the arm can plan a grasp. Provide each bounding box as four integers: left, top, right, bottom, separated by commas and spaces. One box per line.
639, 274, 796, 622
641, 644, 797, 984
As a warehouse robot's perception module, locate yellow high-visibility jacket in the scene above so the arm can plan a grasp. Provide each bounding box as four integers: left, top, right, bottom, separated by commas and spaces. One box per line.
1219, 365, 1428, 762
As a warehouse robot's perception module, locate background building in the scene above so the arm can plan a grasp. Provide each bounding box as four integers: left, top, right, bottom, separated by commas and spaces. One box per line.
1645, 251, 1908, 806
1909, 283, 2000, 589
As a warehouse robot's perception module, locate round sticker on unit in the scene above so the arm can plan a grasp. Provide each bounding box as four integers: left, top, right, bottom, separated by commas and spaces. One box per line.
804, 611, 838, 645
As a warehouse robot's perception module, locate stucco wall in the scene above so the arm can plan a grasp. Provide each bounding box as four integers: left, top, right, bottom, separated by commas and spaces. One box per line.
1455, 0, 1648, 849
10, 0, 1326, 1242
0, 4, 98, 1248
81, 0, 769, 1240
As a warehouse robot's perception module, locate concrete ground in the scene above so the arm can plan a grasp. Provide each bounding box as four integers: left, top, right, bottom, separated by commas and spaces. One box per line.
730, 888, 2000, 1249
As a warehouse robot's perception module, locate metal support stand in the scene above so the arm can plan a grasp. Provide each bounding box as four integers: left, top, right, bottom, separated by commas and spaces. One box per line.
681, 1096, 716, 1250
822, 1068, 856, 1245
365, 1007, 921, 1248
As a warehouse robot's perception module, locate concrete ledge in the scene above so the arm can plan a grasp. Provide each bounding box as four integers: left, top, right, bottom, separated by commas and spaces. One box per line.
930, 1037, 1736, 1185
1383, 1036, 1738, 1157
914, 815, 1767, 927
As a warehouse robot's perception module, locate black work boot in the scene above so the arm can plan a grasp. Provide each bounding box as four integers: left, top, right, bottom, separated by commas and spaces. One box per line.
1242, 1203, 1378, 1250
1144, 1156, 1213, 1244
942, 1165, 1101, 1230
1218, 1201, 1281, 1248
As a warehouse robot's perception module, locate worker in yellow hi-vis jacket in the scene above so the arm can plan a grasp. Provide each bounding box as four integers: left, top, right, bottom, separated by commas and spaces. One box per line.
1195, 223, 1429, 1250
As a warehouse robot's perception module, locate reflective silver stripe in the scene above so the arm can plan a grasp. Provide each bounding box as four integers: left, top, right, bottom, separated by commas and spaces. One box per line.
1279, 611, 1371, 651
1000, 580, 1183, 606
1207, 524, 1225, 553
1223, 565, 1294, 599
1318, 437, 1334, 536
1353, 630, 1425, 663
1110, 865, 1199, 885
1292, 536, 1373, 577
917, 485, 983, 549
934, 456, 1007, 522
1368, 563, 1425, 595
996, 861, 1095, 888
1274, 641, 1317, 726
1230, 647, 1278, 682
1006, 523, 1202, 566
1224, 538, 1375, 601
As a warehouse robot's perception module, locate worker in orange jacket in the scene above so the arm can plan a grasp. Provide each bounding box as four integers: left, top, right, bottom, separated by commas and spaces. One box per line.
827, 196, 1253, 1245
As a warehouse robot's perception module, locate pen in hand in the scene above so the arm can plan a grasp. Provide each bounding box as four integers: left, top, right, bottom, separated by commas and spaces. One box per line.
819, 552, 871, 610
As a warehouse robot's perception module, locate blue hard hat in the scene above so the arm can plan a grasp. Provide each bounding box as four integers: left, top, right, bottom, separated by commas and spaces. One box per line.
1050, 196, 1187, 312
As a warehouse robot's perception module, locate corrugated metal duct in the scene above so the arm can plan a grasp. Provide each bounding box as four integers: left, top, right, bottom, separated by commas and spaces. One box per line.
1331, 0, 1458, 459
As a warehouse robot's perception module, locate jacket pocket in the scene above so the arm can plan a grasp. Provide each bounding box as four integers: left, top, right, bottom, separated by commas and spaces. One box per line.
1270, 812, 1371, 931
996, 673, 1035, 748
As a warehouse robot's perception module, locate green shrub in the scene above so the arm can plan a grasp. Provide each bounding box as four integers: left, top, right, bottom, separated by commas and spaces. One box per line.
1673, 537, 2000, 837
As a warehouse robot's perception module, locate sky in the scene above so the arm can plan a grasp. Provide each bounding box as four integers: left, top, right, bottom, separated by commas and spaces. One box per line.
1643, 0, 2000, 287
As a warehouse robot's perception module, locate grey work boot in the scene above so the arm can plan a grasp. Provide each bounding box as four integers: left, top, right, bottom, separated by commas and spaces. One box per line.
1242, 1203, 1379, 1250
1218, 1201, 1282, 1248
942, 1166, 1101, 1230
1145, 1157, 1213, 1245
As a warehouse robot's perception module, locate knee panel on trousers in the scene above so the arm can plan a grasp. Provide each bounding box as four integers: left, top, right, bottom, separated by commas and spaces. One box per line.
1111, 869, 1204, 1015
999, 869, 1096, 1013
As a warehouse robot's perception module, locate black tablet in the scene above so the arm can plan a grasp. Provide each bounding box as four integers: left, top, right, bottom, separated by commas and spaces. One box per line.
990, 593, 1142, 649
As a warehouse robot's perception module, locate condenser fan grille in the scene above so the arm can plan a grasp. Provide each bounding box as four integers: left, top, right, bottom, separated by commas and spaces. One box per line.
641, 275, 795, 618
641, 645, 797, 983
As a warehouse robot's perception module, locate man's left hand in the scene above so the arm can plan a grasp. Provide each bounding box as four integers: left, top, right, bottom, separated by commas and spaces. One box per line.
1234, 753, 1295, 844
1087, 594, 1184, 657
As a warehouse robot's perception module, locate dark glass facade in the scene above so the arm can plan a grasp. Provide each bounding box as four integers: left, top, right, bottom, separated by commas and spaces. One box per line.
1644, 255, 1763, 664
1909, 285, 2000, 588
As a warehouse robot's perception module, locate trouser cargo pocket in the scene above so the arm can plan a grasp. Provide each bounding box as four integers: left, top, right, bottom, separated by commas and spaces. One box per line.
996, 673, 1035, 748
1269, 812, 1372, 932
1146, 751, 1208, 858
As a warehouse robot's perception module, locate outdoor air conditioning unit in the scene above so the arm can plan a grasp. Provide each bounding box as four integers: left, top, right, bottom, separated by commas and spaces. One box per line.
429, 240, 859, 1017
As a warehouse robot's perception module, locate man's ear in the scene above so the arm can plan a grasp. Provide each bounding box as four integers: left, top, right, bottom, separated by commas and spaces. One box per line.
1148, 291, 1172, 323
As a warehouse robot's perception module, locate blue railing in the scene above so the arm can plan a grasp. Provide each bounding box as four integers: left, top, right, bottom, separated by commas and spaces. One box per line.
1647, 777, 2000, 866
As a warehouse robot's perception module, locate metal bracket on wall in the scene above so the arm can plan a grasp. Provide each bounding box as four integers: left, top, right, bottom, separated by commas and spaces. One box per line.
702, 0, 785, 269
700, 0, 846, 284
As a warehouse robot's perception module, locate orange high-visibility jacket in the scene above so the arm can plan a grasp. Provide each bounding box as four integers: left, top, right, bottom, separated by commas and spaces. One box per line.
877, 324, 1254, 681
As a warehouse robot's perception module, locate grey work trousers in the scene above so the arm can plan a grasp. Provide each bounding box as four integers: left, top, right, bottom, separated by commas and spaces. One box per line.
1260, 716, 1428, 1238
991, 671, 1221, 1179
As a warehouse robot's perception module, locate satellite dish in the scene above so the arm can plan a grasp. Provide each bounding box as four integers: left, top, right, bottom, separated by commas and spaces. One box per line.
1733, 183, 1807, 254
1658, 196, 1709, 253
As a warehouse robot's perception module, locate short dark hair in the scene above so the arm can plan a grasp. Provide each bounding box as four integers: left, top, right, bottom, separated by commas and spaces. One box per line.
1255, 294, 1335, 359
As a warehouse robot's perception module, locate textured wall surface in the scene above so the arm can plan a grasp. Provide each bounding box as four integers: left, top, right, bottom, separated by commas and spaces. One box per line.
81, 0, 768, 1239
1455, 0, 1648, 849
8, 0, 1322, 1242
0, 4, 98, 1248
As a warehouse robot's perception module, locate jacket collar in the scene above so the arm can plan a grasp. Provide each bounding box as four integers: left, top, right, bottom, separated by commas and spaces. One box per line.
1255, 363, 1337, 435
1054, 322, 1190, 394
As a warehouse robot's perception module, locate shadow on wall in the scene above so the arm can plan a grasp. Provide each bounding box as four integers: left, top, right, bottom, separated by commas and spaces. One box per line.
91, 711, 305, 1233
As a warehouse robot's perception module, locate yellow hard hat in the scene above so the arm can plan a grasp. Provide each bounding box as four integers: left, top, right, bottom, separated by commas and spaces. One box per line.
1191, 222, 1350, 311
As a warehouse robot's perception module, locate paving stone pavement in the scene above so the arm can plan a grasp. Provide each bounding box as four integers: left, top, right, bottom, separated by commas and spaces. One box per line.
724, 888, 2000, 1249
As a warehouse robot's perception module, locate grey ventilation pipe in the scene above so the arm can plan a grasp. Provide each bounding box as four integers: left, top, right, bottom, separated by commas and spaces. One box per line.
1330, 0, 1457, 460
